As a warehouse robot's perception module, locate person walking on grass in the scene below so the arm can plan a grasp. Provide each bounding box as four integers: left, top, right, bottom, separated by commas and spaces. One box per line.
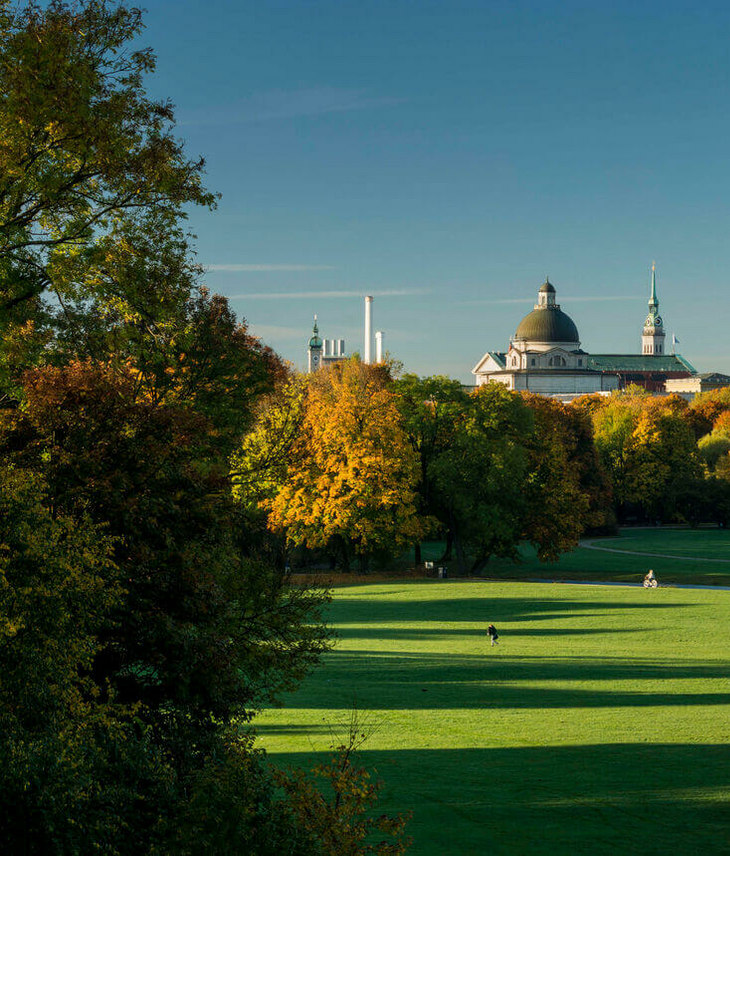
487, 623, 500, 647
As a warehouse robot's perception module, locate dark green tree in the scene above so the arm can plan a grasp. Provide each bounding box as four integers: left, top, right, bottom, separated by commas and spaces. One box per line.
392, 374, 468, 564
429, 382, 533, 574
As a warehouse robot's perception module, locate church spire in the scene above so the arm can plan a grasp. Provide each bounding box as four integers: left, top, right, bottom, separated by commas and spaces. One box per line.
642, 262, 665, 355
649, 262, 658, 307
307, 313, 323, 372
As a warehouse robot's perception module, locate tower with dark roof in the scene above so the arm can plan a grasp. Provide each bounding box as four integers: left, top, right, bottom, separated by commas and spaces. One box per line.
307, 316, 323, 372
642, 263, 665, 356
471, 269, 695, 397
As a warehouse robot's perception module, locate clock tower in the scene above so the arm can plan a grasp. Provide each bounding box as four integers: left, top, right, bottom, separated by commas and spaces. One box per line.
641, 263, 665, 355
308, 316, 323, 372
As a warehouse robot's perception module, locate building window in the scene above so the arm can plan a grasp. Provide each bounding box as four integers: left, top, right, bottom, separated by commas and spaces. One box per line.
578, 359, 582, 366
531, 358, 535, 366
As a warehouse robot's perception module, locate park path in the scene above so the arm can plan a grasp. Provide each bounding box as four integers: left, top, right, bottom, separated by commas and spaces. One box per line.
579, 539, 730, 564
528, 577, 730, 591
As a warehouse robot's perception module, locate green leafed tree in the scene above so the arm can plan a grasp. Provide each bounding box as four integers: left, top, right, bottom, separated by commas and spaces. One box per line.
429, 382, 533, 574
0, 0, 217, 401
589, 388, 704, 523
391, 373, 469, 564
0, 0, 409, 854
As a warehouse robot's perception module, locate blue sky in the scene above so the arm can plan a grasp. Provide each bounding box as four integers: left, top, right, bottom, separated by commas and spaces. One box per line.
140, 0, 730, 381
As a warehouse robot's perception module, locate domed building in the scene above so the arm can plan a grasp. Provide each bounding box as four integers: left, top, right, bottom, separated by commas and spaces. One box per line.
472, 280, 619, 395
472, 270, 698, 397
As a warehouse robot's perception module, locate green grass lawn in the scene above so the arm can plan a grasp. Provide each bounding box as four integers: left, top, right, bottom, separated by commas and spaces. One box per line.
257, 579, 730, 854
414, 527, 730, 586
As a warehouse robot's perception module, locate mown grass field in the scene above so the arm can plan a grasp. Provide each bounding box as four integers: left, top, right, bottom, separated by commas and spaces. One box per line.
258, 559, 730, 854
417, 527, 730, 586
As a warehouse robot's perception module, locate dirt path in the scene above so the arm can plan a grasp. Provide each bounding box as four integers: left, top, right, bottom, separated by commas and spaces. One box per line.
579, 539, 730, 564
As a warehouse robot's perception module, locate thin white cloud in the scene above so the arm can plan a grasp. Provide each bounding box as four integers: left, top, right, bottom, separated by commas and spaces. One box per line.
245, 324, 307, 341
181, 87, 406, 126
457, 295, 644, 306
230, 289, 432, 300
206, 264, 334, 272
247, 322, 419, 344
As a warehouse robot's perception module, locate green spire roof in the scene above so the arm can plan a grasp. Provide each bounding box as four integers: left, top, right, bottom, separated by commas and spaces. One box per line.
308, 316, 322, 348
649, 262, 658, 305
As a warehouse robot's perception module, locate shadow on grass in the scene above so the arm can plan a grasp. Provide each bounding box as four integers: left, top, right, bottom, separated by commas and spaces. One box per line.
268, 744, 730, 855
330, 594, 686, 629
329, 653, 730, 682
264, 650, 730, 709
336, 625, 646, 640
260, 688, 730, 711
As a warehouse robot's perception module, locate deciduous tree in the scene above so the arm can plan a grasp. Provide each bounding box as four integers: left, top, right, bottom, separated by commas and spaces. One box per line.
429, 382, 533, 574
590, 388, 703, 522
267, 359, 425, 570
392, 374, 468, 563
0, 0, 215, 322
519, 393, 611, 560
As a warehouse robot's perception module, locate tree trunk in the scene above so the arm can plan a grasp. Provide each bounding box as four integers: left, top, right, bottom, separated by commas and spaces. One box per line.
470, 552, 490, 576
414, 542, 422, 566
439, 530, 453, 563
450, 514, 466, 575
338, 536, 351, 572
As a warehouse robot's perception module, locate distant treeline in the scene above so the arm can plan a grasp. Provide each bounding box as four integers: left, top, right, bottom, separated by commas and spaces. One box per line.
239, 365, 730, 575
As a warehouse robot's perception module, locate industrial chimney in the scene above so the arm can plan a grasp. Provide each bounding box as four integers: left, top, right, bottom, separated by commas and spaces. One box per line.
375, 331, 384, 363
364, 295, 373, 364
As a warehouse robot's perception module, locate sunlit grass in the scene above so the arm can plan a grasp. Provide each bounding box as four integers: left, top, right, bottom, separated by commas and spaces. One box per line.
257, 579, 730, 854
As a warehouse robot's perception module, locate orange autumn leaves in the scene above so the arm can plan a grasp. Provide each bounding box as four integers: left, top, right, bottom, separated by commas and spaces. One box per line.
266, 360, 427, 556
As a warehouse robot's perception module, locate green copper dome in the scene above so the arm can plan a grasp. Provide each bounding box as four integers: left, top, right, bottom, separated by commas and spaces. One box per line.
539, 280, 556, 293
514, 306, 579, 344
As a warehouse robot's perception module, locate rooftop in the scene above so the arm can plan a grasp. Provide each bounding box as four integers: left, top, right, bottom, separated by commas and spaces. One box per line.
587, 354, 697, 374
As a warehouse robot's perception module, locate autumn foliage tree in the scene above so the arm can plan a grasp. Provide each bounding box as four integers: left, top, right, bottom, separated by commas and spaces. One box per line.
231, 373, 308, 558
685, 387, 730, 439
520, 393, 613, 558
0, 1, 408, 855
587, 387, 703, 522
266, 359, 426, 570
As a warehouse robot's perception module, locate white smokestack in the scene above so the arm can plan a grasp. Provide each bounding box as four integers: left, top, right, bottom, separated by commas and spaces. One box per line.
364, 295, 373, 364
375, 331, 384, 363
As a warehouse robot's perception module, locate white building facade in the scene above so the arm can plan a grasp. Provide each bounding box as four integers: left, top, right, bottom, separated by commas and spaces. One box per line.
472, 280, 619, 396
